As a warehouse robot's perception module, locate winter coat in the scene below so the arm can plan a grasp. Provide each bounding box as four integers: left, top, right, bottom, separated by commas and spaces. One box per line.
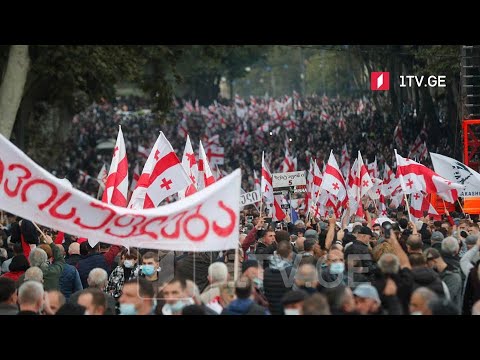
263, 256, 296, 315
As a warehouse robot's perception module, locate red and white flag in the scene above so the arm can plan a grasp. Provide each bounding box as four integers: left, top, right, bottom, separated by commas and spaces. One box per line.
320, 150, 347, 203
254, 170, 261, 195
96, 164, 108, 189
178, 135, 198, 199
137, 145, 150, 160
102, 126, 128, 207
357, 151, 374, 198
340, 143, 350, 178
394, 121, 403, 149
395, 150, 464, 203
410, 192, 440, 222
197, 141, 216, 190
367, 157, 379, 179
205, 144, 225, 166
129, 163, 140, 193
281, 148, 296, 172
408, 125, 428, 159
261, 151, 274, 206
129, 132, 191, 209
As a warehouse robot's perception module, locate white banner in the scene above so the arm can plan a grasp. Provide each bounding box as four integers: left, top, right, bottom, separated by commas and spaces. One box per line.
240, 190, 260, 206
272, 171, 306, 188
430, 152, 480, 197
0, 134, 240, 251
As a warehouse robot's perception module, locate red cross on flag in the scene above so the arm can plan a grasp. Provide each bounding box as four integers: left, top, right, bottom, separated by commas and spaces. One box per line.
96, 163, 108, 190
320, 150, 347, 202
281, 148, 296, 173
395, 150, 464, 202
102, 125, 128, 207
197, 141, 216, 190
358, 151, 373, 198
178, 135, 198, 199
410, 192, 440, 222
129, 132, 191, 209
129, 163, 140, 193
367, 178, 383, 200
205, 144, 225, 166
261, 151, 274, 206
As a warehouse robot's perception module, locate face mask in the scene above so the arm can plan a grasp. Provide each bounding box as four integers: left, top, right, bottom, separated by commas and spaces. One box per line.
164, 300, 190, 315
410, 311, 423, 315
124, 260, 135, 269
120, 303, 137, 315
330, 262, 345, 274
284, 308, 300, 315
373, 230, 381, 237
253, 277, 263, 289
142, 264, 155, 276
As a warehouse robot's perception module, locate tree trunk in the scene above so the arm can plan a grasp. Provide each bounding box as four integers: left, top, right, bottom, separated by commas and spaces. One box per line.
0, 45, 30, 139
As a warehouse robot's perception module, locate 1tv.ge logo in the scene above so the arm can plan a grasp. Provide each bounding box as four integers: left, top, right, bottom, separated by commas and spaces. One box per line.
371, 72, 390, 91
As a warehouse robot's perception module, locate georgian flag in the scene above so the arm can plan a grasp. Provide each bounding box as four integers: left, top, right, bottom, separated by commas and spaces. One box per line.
395, 150, 464, 203
358, 151, 374, 198
320, 150, 347, 203
178, 135, 198, 199
410, 192, 440, 222
129, 132, 191, 209
282, 148, 296, 172
197, 141, 216, 190
102, 125, 128, 207
261, 151, 274, 205
367, 157, 379, 179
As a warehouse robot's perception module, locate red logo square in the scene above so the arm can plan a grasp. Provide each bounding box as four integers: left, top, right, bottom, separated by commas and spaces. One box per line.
371, 72, 390, 91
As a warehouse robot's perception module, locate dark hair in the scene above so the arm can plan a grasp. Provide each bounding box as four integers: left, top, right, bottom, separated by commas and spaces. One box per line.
398, 218, 408, 229
323, 284, 348, 312
9, 255, 30, 272
81, 288, 106, 311
235, 277, 252, 299
409, 253, 426, 267
304, 239, 316, 252
277, 240, 292, 259
275, 230, 290, 243
56, 303, 86, 315
352, 225, 362, 234
182, 304, 206, 315
0, 277, 16, 302
13, 243, 23, 255
165, 276, 187, 291
142, 251, 159, 263
406, 235, 423, 251
124, 277, 155, 299
80, 242, 90, 256
438, 227, 448, 237
121, 248, 140, 261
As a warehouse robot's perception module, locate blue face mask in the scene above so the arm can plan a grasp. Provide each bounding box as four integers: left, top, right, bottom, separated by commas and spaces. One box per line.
120, 303, 137, 315
330, 262, 345, 274
253, 277, 263, 290
142, 265, 155, 276
163, 300, 190, 315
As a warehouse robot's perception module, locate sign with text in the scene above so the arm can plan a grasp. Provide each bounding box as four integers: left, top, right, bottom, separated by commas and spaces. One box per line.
272, 171, 306, 188
240, 190, 260, 206
0, 134, 240, 251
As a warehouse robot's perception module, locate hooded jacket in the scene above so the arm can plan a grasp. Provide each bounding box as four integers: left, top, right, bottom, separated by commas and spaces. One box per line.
411, 267, 445, 297
263, 256, 296, 315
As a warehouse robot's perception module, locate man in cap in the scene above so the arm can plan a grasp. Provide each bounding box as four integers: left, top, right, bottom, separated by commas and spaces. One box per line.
281, 290, 307, 315
430, 231, 445, 251
343, 226, 375, 281
353, 284, 381, 315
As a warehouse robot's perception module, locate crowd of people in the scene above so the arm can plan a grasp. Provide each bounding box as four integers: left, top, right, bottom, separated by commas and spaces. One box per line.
0, 93, 474, 316
1, 201, 480, 315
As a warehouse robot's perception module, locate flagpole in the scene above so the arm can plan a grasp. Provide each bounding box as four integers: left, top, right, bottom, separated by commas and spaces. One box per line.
233, 246, 239, 282
457, 198, 465, 214
32, 222, 48, 240
404, 193, 412, 222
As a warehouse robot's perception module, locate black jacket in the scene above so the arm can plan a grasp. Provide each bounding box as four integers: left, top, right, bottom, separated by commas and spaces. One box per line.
411, 267, 445, 297
76, 253, 109, 289
264, 264, 296, 315
462, 260, 480, 315
66, 254, 82, 267
371, 268, 414, 315
175, 252, 217, 293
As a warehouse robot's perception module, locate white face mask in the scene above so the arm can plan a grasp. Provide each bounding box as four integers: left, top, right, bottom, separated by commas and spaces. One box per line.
124, 260, 135, 269
373, 230, 381, 237
284, 308, 301, 316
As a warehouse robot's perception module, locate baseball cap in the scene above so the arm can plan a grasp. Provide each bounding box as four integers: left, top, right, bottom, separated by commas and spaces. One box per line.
304, 229, 319, 241
430, 231, 445, 243
465, 235, 478, 246
358, 226, 373, 236
281, 290, 308, 306
353, 284, 381, 304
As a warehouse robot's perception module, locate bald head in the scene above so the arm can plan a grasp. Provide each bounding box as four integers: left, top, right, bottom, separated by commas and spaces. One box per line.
296, 237, 306, 252
55, 244, 66, 257
68, 242, 80, 256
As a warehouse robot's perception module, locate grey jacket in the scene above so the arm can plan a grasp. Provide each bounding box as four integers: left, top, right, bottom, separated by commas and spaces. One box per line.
439, 268, 463, 311
460, 245, 479, 277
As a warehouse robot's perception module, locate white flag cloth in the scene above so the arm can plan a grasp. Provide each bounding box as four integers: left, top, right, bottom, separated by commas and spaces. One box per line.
320, 150, 347, 202
261, 151, 274, 205
395, 150, 464, 202
102, 125, 128, 207
96, 164, 108, 190
0, 133, 241, 251
430, 152, 480, 198
129, 132, 191, 209
178, 135, 198, 199
197, 141, 216, 190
